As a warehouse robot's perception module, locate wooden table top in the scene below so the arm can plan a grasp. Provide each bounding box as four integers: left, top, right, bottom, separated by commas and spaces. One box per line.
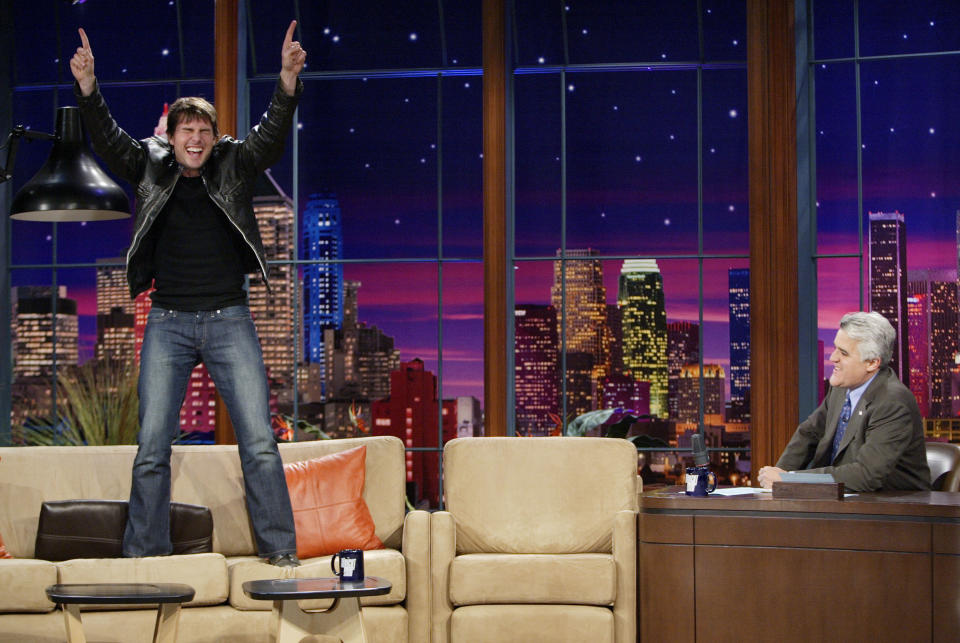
640, 486, 960, 518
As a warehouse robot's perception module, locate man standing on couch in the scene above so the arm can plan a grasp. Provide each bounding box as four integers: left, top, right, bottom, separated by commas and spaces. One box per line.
70, 22, 306, 567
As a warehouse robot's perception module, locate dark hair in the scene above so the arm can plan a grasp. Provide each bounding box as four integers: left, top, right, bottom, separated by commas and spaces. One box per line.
166, 96, 219, 138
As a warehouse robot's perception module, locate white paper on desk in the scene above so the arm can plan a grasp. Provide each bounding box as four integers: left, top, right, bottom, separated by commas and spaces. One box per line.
710, 487, 765, 496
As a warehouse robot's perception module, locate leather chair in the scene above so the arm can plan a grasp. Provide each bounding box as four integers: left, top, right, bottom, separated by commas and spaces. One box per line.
430, 437, 639, 643
925, 441, 960, 492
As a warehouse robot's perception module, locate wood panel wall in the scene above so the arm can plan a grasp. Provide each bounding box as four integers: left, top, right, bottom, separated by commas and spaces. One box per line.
747, 0, 800, 473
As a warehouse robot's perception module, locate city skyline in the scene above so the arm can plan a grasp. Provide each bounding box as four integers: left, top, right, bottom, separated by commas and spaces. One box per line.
8, 2, 960, 420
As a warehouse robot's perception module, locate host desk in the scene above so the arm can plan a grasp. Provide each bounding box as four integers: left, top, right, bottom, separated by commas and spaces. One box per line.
639, 488, 960, 642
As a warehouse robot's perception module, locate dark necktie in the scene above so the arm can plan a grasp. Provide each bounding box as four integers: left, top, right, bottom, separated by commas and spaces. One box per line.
831, 394, 852, 462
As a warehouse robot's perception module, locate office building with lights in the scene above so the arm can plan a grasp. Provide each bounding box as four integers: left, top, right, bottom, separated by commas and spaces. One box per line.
667, 320, 700, 420
371, 359, 457, 508
618, 259, 669, 418
728, 268, 751, 422
869, 211, 910, 385
551, 249, 610, 381
514, 304, 559, 436
248, 171, 297, 394
302, 194, 344, 380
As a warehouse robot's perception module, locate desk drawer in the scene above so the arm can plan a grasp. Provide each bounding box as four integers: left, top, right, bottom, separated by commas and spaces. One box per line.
695, 514, 929, 552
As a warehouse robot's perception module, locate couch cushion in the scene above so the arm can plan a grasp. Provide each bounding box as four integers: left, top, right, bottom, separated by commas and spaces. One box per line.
0, 559, 58, 613
450, 604, 615, 643
284, 445, 383, 559
35, 500, 212, 561
56, 553, 228, 609
227, 548, 406, 611
449, 553, 616, 606
443, 437, 638, 554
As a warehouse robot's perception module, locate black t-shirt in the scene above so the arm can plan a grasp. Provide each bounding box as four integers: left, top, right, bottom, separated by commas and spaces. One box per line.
148, 176, 249, 311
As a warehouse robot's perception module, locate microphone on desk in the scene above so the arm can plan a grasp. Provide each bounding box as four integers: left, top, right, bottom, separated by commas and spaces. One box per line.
685, 433, 717, 496
691, 433, 709, 467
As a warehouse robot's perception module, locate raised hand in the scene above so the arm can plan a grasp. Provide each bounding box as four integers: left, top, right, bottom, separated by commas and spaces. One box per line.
279, 20, 306, 95
70, 28, 96, 97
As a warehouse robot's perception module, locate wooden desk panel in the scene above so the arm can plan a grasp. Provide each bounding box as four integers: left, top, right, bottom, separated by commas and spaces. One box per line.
640, 543, 693, 643
695, 514, 929, 552
934, 553, 960, 643
639, 489, 960, 643
695, 546, 930, 642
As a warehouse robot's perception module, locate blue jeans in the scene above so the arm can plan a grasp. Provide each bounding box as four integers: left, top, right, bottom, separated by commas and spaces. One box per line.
123, 305, 296, 558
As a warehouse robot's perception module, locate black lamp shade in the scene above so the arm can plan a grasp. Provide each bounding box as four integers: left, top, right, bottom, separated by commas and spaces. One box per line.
10, 106, 130, 221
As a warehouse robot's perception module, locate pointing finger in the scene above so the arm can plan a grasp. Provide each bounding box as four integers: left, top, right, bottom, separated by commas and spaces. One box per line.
79, 28, 91, 52
283, 20, 297, 48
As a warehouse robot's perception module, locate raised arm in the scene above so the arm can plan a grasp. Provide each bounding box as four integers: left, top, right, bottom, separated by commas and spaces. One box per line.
70, 28, 96, 97
279, 20, 307, 96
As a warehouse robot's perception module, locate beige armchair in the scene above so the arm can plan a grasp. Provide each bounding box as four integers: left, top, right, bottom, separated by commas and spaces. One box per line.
430, 437, 639, 643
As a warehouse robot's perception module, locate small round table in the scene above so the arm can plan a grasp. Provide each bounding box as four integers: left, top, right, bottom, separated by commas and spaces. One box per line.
243, 576, 391, 643
45, 583, 195, 643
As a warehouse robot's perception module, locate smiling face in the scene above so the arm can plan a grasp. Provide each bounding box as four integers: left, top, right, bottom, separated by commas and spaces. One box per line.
828, 329, 880, 389
170, 117, 215, 177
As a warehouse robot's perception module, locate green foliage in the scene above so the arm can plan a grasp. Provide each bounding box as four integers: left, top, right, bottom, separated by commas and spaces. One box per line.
13, 358, 140, 446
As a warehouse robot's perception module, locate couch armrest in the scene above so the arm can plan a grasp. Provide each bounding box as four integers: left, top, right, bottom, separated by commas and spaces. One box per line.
612, 509, 637, 643
430, 510, 456, 643
403, 509, 431, 642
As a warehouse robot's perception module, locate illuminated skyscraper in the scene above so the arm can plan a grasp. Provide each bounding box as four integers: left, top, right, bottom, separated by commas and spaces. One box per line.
563, 352, 595, 419
869, 211, 910, 385
551, 249, 610, 380
676, 363, 726, 423
371, 359, 457, 508
929, 276, 959, 417
667, 321, 699, 420
248, 171, 297, 394
95, 258, 136, 362
606, 304, 624, 374
302, 194, 344, 376
618, 259, 668, 418
10, 286, 79, 427
906, 284, 930, 416
514, 305, 559, 436
11, 286, 78, 378
728, 268, 751, 422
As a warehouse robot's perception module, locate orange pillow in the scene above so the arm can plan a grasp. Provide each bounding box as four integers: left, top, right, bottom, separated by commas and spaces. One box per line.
283, 445, 383, 559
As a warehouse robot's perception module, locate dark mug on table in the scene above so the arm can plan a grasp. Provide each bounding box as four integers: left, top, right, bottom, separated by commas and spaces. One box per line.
331, 548, 364, 582
685, 466, 717, 496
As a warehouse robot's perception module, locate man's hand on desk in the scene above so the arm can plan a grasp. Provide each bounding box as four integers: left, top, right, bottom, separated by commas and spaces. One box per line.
758, 466, 787, 489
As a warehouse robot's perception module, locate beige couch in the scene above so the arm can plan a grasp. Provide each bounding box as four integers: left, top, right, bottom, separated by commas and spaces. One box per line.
430, 437, 639, 643
0, 436, 429, 643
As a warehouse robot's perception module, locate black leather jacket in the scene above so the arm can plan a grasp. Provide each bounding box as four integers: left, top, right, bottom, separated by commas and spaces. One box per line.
75, 78, 303, 299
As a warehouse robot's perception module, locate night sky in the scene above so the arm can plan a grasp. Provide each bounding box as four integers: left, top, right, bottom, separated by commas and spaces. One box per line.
8, 1, 960, 403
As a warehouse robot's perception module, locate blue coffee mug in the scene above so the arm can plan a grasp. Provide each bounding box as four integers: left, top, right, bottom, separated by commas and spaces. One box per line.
331, 548, 364, 582
685, 466, 717, 496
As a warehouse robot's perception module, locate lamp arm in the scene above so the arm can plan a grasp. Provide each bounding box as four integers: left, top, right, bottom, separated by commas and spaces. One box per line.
1, 126, 57, 183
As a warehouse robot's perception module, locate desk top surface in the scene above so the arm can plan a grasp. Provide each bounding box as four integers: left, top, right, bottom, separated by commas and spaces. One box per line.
641, 486, 960, 518
45, 583, 195, 604
242, 576, 392, 600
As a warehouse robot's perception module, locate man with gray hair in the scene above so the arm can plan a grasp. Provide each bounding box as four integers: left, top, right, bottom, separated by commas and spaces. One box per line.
759, 312, 930, 491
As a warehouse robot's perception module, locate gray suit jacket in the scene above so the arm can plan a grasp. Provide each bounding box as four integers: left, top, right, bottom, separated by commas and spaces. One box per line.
776, 367, 931, 491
